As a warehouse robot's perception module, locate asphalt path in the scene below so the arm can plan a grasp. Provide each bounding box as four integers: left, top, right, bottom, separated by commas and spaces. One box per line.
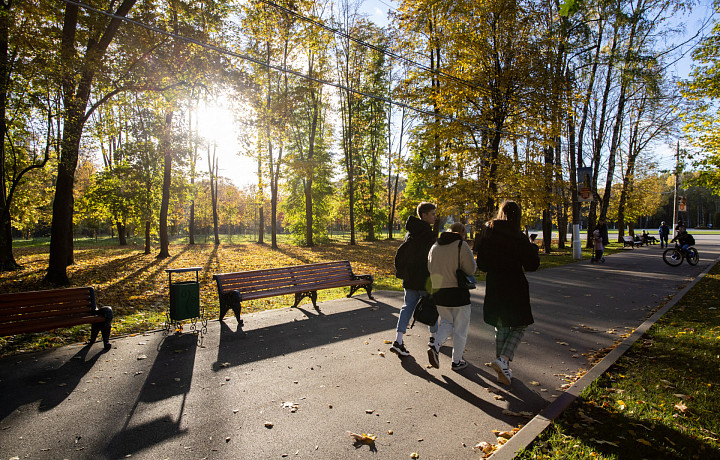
1, 236, 718, 459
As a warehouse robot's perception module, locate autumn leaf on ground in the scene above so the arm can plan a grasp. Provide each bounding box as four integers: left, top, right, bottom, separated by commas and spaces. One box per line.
348, 432, 377, 445
473, 441, 494, 454
617, 400, 626, 411
674, 401, 688, 413
637, 438, 652, 446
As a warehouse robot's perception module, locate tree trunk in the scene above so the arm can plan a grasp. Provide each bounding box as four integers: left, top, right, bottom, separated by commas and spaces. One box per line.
144, 220, 151, 254
209, 145, 220, 245
304, 91, 318, 246
117, 222, 127, 245
0, 4, 19, 271
45, 0, 137, 284
157, 110, 173, 259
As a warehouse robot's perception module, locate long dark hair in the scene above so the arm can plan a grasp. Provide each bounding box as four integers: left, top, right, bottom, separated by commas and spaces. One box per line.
495, 200, 522, 233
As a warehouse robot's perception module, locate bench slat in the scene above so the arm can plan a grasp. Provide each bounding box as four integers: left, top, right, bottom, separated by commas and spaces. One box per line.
0, 315, 105, 336
0, 289, 93, 311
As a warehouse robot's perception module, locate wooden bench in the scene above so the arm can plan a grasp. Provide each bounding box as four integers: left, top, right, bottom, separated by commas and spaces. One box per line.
0, 287, 113, 350
622, 235, 642, 248
213, 261, 374, 324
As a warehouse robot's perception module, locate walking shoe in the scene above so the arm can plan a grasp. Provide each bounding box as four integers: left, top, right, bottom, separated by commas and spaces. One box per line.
491, 358, 512, 385
390, 341, 410, 356
427, 346, 440, 368
451, 360, 468, 371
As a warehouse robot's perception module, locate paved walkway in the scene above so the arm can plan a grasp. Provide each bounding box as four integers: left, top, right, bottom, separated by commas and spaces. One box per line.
1, 237, 718, 459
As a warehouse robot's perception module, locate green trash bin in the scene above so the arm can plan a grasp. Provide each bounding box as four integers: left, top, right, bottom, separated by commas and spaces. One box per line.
166, 267, 202, 322
169, 280, 200, 321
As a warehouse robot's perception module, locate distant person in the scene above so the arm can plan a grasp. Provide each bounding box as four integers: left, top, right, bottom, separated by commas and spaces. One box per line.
476, 201, 540, 385
641, 230, 649, 246
591, 226, 605, 263
597, 218, 609, 246
391, 202, 438, 356
674, 220, 685, 238
659, 221, 669, 248
426, 223, 476, 370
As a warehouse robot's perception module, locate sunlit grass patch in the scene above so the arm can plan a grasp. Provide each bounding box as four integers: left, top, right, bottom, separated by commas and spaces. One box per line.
516, 262, 720, 459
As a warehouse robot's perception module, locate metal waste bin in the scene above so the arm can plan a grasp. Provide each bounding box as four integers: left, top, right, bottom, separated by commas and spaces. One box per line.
165, 267, 206, 343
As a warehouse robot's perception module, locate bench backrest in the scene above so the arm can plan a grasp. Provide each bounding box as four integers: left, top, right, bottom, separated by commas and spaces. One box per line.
0, 287, 97, 332
214, 261, 357, 295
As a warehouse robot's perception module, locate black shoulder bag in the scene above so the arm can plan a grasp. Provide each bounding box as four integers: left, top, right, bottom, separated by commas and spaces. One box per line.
456, 241, 477, 290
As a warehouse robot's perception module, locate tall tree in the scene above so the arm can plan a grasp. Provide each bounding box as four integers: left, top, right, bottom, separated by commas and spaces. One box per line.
45, 0, 137, 284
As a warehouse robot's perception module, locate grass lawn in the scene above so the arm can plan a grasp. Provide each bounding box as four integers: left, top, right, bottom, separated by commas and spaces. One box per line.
515, 261, 720, 459
0, 236, 622, 357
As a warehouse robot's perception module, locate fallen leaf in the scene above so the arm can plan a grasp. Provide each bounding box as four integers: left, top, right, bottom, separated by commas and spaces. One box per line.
264, 421, 274, 428
529, 381, 541, 386
473, 441, 493, 454
136, 355, 147, 360
674, 401, 688, 413
637, 438, 652, 446
410, 453, 419, 459
383, 340, 392, 344
348, 432, 376, 444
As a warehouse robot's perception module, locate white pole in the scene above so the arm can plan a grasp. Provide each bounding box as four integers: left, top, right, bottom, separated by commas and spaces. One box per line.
572, 223, 581, 260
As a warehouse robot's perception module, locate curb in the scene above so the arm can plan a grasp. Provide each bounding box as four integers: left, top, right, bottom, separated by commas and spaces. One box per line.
491, 254, 720, 459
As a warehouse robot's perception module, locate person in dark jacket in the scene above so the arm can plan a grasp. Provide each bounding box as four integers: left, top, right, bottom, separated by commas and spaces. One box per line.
659, 221, 670, 248
597, 218, 609, 247
476, 200, 540, 385
390, 202, 438, 356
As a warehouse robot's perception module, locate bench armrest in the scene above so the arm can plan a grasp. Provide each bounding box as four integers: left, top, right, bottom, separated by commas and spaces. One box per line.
352, 274, 374, 283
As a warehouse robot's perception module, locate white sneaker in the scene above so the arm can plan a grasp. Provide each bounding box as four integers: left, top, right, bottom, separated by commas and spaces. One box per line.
491, 358, 512, 385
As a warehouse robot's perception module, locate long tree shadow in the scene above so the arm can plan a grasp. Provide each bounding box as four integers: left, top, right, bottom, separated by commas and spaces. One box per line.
213, 297, 387, 371
103, 333, 197, 459
0, 343, 109, 422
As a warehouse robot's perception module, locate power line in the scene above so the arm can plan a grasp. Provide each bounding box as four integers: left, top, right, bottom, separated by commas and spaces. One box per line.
252, 0, 485, 94
59, 0, 499, 135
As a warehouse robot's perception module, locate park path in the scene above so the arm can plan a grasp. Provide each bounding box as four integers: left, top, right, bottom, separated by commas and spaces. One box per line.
0, 236, 718, 460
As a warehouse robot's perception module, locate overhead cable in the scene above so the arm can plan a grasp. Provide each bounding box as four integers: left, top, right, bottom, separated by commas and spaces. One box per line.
58, 0, 499, 135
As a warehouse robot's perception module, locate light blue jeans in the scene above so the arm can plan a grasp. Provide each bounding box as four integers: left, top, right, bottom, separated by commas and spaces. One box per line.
396, 289, 438, 334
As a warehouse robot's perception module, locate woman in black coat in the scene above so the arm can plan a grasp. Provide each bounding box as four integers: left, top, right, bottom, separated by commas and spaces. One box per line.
476, 201, 540, 385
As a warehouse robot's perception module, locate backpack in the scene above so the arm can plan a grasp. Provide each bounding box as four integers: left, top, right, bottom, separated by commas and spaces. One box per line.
394, 236, 413, 279
685, 233, 695, 245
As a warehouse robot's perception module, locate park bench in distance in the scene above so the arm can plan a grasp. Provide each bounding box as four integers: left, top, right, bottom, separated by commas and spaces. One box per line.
212, 260, 374, 325
0, 287, 114, 350
622, 235, 643, 248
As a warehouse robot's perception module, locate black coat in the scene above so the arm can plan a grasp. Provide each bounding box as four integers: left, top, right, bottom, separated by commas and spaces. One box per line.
396, 215, 436, 291
476, 220, 540, 327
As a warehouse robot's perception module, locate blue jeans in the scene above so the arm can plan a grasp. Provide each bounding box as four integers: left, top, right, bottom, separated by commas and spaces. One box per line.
396, 289, 438, 334
660, 234, 668, 248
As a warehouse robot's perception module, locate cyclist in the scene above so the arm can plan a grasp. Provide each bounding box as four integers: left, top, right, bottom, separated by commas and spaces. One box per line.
671, 226, 695, 258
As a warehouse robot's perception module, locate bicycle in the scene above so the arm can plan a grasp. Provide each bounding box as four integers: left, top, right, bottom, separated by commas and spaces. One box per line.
662, 243, 699, 267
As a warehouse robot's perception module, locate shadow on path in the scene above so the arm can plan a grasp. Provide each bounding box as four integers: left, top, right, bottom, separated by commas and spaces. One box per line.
103, 333, 197, 459
0, 343, 108, 422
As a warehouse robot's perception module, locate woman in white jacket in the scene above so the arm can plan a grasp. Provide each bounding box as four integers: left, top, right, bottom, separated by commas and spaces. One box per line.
427, 222, 477, 370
